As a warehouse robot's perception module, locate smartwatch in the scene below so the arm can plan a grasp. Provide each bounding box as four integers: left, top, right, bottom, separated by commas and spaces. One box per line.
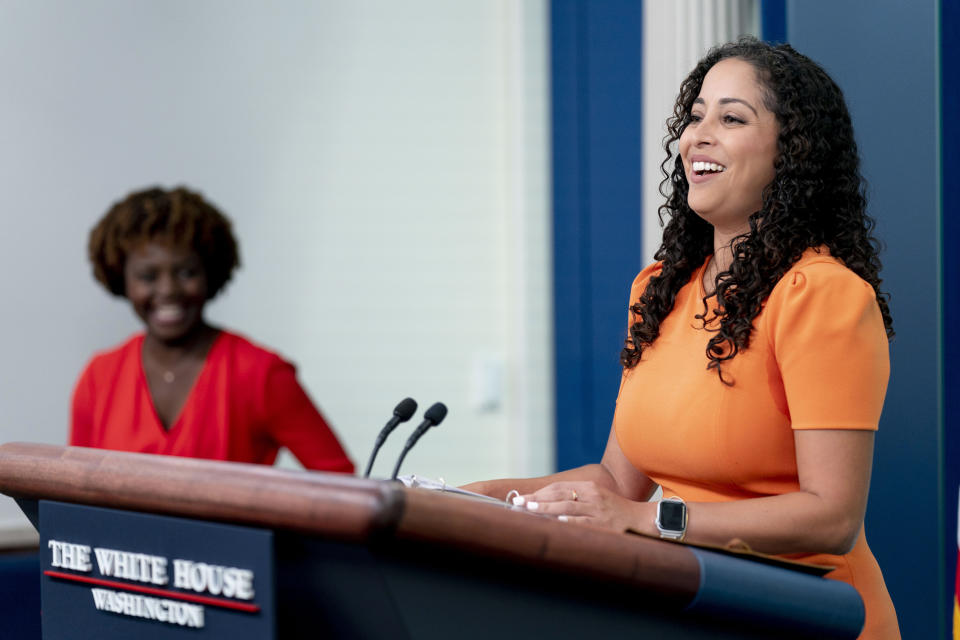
656, 496, 687, 541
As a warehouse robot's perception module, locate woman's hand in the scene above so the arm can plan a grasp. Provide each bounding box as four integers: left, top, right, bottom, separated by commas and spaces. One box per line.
514, 481, 656, 534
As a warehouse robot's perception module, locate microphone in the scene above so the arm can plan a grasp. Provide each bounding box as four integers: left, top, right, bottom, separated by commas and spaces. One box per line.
391, 402, 448, 481
363, 397, 418, 478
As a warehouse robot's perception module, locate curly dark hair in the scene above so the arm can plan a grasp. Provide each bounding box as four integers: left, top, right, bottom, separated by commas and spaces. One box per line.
620, 37, 893, 380
89, 186, 240, 299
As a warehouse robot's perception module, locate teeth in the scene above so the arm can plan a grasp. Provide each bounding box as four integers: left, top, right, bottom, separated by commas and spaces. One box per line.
154, 306, 185, 322
692, 161, 726, 174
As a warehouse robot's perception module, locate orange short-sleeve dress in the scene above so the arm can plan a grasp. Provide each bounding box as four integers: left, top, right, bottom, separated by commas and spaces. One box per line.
613, 248, 899, 639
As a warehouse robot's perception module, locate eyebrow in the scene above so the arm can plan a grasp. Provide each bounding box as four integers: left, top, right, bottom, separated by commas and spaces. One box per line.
693, 97, 759, 117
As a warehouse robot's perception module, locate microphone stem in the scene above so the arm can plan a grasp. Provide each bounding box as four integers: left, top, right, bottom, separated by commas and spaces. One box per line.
363, 436, 385, 479
390, 444, 412, 481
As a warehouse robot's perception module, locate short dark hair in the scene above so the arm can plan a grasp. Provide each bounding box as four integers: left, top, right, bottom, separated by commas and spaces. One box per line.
88, 186, 240, 299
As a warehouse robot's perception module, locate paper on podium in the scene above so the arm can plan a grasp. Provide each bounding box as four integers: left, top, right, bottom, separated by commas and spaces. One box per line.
397, 475, 512, 507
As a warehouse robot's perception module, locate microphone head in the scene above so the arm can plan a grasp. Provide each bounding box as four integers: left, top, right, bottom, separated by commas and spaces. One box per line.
424, 402, 448, 426
393, 397, 417, 421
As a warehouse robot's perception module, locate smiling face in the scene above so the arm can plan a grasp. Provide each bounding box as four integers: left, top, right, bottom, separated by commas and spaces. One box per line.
678, 58, 780, 237
124, 241, 209, 344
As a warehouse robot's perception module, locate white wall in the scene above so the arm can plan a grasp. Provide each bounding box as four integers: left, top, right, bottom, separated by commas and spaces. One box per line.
0, 0, 551, 539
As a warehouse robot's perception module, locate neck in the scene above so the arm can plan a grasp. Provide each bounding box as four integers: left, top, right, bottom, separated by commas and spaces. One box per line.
143, 323, 216, 366
711, 224, 749, 271
710, 243, 734, 276
704, 224, 750, 294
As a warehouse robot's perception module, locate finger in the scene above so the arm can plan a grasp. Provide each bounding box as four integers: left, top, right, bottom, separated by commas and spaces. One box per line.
520, 499, 568, 515
558, 515, 591, 525
524, 499, 593, 517
513, 489, 559, 506
524, 483, 591, 504
541, 481, 595, 496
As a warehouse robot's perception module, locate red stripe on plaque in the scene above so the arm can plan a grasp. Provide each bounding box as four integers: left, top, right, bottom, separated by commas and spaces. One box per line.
43, 570, 260, 613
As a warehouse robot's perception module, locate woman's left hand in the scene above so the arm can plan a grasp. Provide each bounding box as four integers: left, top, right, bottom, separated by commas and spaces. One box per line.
514, 481, 655, 534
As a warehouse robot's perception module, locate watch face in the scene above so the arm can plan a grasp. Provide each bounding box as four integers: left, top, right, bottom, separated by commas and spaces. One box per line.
659, 501, 685, 530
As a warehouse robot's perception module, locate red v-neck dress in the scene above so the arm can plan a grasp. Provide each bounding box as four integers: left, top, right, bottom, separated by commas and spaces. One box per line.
70, 331, 354, 473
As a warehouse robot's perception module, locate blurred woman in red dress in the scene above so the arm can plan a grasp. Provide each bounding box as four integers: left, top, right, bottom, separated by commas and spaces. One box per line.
71, 186, 354, 473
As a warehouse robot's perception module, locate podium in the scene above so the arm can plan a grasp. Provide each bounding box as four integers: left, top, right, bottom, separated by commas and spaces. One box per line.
0, 442, 864, 639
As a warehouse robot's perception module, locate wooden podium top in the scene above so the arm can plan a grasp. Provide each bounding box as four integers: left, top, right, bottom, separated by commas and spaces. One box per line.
1, 442, 869, 638
0, 442, 700, 603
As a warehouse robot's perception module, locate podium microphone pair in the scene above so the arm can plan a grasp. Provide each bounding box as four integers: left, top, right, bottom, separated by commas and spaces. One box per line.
363, 398, 448, 480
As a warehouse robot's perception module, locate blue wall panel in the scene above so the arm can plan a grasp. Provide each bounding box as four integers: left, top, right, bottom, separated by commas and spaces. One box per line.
941, 0, 960, 632
787, 2, 942, 637
551, 0, 644, 470
760, 0, 787, 44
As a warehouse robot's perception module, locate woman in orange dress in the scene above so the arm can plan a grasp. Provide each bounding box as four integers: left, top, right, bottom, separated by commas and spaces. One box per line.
465, 38, 899, 638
